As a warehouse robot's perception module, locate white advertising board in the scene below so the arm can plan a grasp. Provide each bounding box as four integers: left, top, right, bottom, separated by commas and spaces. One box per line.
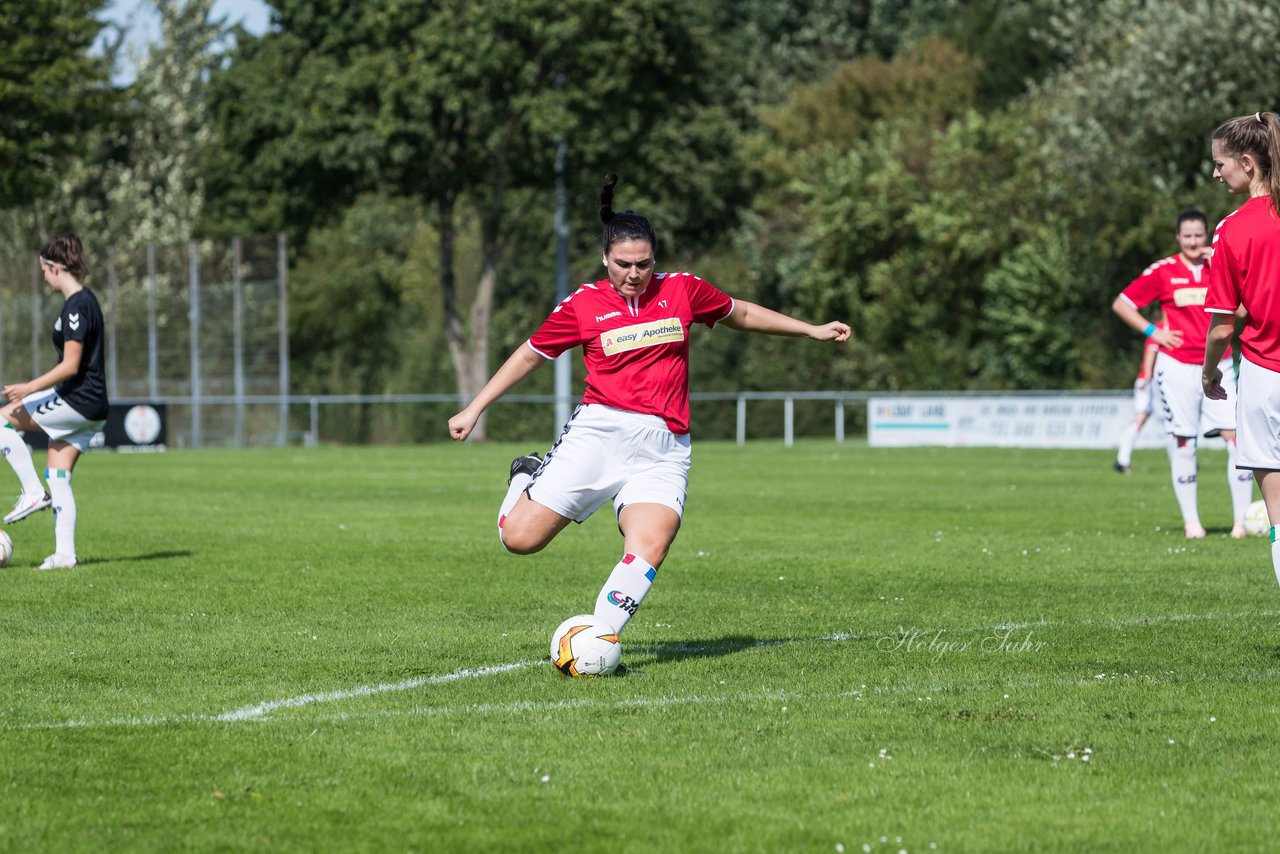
868, 395, 1211, 449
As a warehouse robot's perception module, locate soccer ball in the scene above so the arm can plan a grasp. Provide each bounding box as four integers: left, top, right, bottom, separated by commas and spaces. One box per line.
550, 615, 621, 677
1244, 500, 1271, 538
0, 531, 12, 566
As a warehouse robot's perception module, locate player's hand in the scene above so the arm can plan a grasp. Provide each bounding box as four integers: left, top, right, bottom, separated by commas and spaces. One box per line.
448, 409, 479, 441
811, 321, 851, 342
2, 383, 30, 402
1202, 367, 1228, 400
1151, 327, 1183, 349
1135, 378, 1148, 390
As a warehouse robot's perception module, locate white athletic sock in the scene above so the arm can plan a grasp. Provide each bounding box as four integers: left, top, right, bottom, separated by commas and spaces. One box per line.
593, 553, 657, 634
497, 473, 532, 537
1272, 528, 1280, 587
46, 468, 76, 559
1116, 422, 1141, 467
1167, 438, 1200, 526
1226, 441, 1254, 521
0, 425, 44, 497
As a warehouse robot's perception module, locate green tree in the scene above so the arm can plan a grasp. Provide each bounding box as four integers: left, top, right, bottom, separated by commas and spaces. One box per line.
0, 0, 113, 211
52, 0, 226, 251
204, 0, 740, 438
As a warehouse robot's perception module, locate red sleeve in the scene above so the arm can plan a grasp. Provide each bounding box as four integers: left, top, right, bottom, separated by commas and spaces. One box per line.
686, 274, 734, 327
1205, 234, 1242, 313
528, 289, 586, 359
1120, 265, 1163, 309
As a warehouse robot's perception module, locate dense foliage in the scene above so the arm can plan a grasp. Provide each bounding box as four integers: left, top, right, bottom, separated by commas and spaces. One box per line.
4, 0, 1279, 440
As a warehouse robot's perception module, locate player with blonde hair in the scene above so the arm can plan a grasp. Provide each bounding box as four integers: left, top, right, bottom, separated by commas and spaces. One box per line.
1204, 111, 1280, 580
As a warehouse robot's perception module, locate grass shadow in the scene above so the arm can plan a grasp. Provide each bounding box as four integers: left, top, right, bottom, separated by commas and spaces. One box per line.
87, 550, 196, 565
628, 634, 780, 666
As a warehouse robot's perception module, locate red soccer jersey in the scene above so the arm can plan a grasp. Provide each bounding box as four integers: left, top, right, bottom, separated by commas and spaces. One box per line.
1205, 195, 1280, 372
527, 271, 735, 434
1119, 254, 1228, 365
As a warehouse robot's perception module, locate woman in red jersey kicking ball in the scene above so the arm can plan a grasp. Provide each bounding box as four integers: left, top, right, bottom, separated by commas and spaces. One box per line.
1204, 111, 1280, 583
448, 175, 850, 652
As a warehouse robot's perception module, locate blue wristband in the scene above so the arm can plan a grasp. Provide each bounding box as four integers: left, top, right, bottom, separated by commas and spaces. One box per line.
1142, 323, 1156, 337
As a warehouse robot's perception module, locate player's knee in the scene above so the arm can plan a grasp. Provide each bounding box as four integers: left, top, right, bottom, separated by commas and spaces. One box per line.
498, 523, 547, 556
625, 533, 675, 568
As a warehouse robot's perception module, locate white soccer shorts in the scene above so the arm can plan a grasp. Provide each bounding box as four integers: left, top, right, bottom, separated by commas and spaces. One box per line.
527, 404, 691, 523
22, 391, 105, 453
1234, 356, 1280, 470
1154, 351, 1235, 438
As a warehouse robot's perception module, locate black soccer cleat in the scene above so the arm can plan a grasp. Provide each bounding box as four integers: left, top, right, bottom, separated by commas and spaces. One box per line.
1113, 462, 1132, 475
509, 451, 543, 484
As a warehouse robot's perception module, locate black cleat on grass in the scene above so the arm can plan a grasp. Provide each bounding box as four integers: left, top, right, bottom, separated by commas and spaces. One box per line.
1113, 462, 1132, 475
509, 452, 543, 484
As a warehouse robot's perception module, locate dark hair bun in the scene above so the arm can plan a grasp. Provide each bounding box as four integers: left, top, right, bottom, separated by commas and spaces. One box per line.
598, 173, 619, 224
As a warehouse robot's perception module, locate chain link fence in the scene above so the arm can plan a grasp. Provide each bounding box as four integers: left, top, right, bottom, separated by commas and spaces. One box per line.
1, 235, 289, 448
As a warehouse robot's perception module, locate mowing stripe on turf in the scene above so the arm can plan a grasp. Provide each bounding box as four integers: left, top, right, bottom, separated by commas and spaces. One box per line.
11, 608, 1280, 731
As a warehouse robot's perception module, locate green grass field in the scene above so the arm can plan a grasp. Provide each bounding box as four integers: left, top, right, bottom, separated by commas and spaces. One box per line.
2, 441, 1277, 852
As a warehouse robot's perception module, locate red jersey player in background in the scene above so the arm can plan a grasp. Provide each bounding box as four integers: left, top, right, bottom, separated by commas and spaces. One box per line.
1204, 111, 1280, 583
1112, 209, 1253, 539
448, 174, 850, 665
1114, 309, 1165, 475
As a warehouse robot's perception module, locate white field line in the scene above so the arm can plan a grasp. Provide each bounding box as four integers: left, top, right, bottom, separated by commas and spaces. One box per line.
11, 608, 1280, 731
214, 661, 537, 722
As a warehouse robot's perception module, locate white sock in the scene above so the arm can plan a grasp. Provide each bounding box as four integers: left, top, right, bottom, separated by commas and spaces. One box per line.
0, 425, 44, 496
593, 553, 657, 633
1226, 441, 1254, 521
1272, 528, 1280, 587
497, 473, 532, 538
1167, 438, 1200, 526
1116, 423, 1140, 467
46, 468, 76, 558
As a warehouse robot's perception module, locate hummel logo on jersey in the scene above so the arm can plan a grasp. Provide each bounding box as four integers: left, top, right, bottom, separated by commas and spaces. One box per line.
54, 317, 61, 332
595, 311, 622, 323
68, 313, 80, 331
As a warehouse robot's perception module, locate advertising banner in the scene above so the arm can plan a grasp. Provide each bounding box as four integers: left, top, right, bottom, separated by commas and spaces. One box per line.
868, 395, 1207, 449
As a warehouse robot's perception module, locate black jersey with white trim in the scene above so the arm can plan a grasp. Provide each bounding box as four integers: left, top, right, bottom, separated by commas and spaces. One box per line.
52, 288, 109, 420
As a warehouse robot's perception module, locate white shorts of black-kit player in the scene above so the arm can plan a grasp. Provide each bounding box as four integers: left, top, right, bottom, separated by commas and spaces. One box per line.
528, 404, 691, 524
1154, 352, 1235, 438
22, 391, 105, 453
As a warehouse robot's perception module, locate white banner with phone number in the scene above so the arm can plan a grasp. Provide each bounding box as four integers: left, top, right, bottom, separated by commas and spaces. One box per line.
868, 395, 1225, 449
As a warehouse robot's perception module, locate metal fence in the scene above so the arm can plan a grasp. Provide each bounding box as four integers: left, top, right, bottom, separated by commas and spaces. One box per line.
1, 235, 288, 448
2, 240, 1135, 448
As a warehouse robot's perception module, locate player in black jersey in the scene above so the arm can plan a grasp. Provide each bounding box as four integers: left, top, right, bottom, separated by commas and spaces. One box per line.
1, 233, 108, 570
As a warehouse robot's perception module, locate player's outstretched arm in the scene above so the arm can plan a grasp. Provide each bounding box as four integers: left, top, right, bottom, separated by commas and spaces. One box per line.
448, 344, 546, 441
722, 300, 851, 341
